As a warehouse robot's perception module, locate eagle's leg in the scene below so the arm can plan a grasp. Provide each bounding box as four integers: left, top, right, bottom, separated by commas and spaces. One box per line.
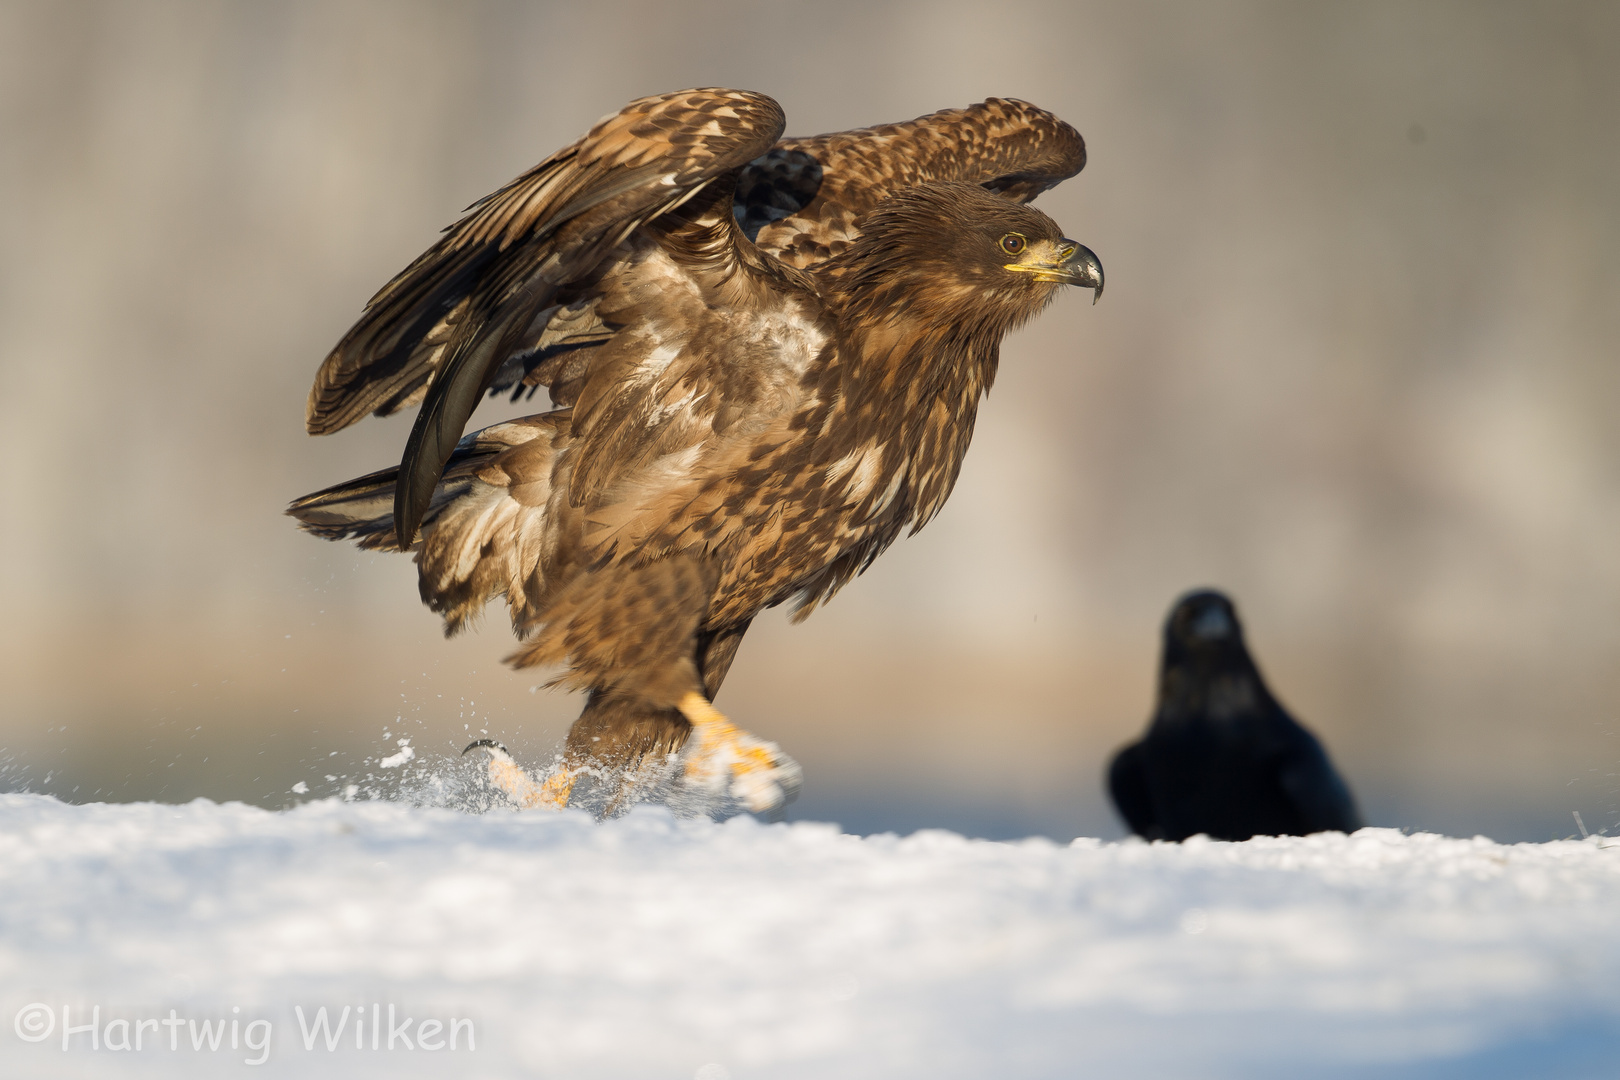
506, 556, 804, 814
558, 691, 691, 816
464, 739, 576, 809
680, 619, 801, 814
675, 691, 803, 814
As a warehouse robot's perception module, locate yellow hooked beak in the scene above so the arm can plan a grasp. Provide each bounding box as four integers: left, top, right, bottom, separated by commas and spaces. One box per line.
1005, 238, 1105, 303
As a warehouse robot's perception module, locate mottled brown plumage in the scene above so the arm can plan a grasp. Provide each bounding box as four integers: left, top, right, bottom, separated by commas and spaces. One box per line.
289, 89, 1101, 815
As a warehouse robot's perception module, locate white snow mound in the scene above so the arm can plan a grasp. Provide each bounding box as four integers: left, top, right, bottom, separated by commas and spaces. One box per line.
2, 793, 1618, 1079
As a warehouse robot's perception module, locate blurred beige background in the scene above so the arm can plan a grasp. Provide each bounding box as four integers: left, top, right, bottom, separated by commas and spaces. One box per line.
2, 1, 1617, 840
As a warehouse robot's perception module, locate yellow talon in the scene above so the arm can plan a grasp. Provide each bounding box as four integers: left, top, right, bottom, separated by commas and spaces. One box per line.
467, 740, 574, 810
677, 691, 745, 779
676, 691, 801, 811
676, 690, 729, 730
521, 766, 576, 810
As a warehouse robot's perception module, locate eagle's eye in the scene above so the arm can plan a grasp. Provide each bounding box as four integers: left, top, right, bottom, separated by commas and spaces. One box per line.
999, 233, 1027, 256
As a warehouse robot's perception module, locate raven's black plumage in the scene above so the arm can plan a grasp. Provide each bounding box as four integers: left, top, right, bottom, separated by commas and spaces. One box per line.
1108, 590, 1362, 841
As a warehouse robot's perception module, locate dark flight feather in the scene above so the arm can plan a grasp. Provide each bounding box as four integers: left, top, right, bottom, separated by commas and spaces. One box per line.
1107, 590, 1363, 842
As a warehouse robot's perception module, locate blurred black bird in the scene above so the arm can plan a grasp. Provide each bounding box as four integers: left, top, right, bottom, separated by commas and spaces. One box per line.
1108, 589, 1362, 841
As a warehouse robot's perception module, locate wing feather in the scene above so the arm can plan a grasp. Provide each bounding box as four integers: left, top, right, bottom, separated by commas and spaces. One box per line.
305, 89, 786, 545
303, 91, 1082, 550
305, 88, 786, 439
742, 97, 1086, 268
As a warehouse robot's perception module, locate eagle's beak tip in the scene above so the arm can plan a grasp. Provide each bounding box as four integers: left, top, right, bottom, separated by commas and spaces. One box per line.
1059, 239, 1103, 302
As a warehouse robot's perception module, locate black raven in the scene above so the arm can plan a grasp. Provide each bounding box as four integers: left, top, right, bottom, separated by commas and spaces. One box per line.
1108, 589, 1362, 841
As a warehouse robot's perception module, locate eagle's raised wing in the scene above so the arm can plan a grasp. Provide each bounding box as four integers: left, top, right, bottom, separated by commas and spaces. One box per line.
736, 97, 1086, 268
304, 89, 786, 543
304, 93, 1084, 548
498, 96, 1088, 444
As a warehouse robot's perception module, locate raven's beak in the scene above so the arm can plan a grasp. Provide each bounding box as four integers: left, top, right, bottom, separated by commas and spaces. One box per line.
1189, 605, 1234, 641
1006, 239, 1105, 303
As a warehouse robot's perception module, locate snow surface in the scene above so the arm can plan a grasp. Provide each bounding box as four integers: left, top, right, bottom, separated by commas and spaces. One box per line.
3, 792, 1619, 1079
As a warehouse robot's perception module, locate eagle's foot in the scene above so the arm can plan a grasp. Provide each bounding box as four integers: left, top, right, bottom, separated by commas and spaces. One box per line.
676, 691, 803, 814
463, 739, 574, 810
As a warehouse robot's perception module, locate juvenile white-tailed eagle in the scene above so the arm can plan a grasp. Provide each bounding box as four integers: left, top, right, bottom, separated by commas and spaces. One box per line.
289, 89, 1102, 815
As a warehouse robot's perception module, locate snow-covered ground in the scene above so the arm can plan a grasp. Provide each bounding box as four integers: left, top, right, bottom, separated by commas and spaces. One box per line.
3, 792, 1618, 1079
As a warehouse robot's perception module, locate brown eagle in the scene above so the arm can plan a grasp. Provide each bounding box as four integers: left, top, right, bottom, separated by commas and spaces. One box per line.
289, 88, 1102, 816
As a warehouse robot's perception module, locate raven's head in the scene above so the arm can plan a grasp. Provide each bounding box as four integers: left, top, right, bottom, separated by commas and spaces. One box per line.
1156, 588, 1272, 722
1163, 589, 1249, 668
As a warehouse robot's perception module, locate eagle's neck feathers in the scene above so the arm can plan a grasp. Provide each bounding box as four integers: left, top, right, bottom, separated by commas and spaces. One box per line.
816, 257, 1045, 534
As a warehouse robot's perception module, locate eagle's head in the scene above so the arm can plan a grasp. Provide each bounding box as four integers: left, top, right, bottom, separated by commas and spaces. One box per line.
831, 181, 1103, 333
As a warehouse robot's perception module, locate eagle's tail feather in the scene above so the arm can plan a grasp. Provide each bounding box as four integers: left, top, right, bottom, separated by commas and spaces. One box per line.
288, 413, 570, 636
